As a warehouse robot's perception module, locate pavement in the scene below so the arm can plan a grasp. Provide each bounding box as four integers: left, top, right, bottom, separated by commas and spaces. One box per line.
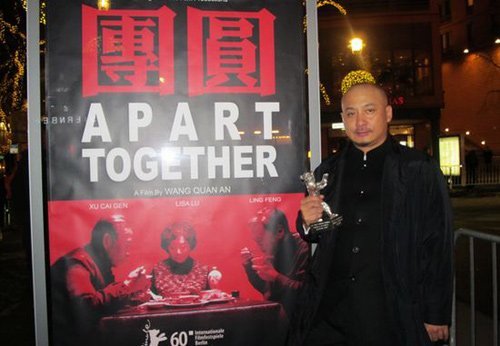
0, 226, 35, 346
454, 301, 495, 346
451, 191, 500, 345
0, 192, 499, 345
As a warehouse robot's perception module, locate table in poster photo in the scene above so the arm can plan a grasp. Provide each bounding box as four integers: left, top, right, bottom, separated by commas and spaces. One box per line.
99, 298, 283, 346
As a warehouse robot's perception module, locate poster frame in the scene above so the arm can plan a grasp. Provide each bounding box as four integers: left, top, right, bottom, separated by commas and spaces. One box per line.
27, 1, 322, 345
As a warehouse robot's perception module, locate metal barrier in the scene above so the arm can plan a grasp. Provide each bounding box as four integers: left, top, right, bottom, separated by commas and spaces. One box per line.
451, 228, 500, 346
442, 164, 500, 188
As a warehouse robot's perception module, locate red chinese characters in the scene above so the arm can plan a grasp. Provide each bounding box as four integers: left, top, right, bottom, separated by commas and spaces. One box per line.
188, 7, 276, 96
82, 5, 176, 96
81, 5, 276, 97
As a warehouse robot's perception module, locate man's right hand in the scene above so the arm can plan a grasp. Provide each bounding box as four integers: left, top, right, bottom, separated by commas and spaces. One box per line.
124, 268, 150, 293
300, 195, 325, 227
240, 247, 253, 264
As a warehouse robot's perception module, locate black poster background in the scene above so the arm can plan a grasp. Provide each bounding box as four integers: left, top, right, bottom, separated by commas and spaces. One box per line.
45, 1, 308, 345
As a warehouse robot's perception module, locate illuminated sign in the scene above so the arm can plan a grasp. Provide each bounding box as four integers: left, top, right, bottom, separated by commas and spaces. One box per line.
439, 136, 460, 176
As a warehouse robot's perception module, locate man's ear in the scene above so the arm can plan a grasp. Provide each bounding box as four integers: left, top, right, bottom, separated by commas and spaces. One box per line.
385, 104, 393, 123
103, 233, 114, 251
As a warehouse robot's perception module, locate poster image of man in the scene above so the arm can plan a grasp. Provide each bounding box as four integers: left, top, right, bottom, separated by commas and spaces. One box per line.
241, 207, 310, 318
151, 222, 209, 296
50, 215, 150, 346
47, 196, 307, 345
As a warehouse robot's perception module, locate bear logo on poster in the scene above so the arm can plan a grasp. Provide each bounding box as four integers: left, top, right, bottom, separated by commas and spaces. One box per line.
142, 320, 167, 346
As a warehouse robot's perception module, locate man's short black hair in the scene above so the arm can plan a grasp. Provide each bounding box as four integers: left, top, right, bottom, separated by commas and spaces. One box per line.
251, 208, 290, 235
265, 208, 290, 235
90, 219, 117, 250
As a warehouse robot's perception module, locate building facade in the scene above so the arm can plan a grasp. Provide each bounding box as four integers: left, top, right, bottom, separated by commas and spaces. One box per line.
317, 0, 443, 158
439, 0, 499, 155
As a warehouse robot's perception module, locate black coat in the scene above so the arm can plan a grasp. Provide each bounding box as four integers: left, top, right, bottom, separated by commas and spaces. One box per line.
288, 140, 454, 346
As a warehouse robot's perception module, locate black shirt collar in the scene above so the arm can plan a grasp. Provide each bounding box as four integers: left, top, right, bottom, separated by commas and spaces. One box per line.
348, 137, 391, 162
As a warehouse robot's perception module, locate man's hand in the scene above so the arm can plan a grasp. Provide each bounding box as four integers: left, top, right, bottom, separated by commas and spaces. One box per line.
251, 256, 278, 281
128, 265, 146, 279
300, 195, 325, 227
124, 266, 151, 293
424, 323, 449, 343
240, 247, 253, 264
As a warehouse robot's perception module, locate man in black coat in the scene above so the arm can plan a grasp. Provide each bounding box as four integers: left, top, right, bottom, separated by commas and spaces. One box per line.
288, 79, 453, 346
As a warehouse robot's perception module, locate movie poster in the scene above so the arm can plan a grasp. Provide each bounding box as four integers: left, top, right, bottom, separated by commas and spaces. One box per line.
45, 1, 308, 345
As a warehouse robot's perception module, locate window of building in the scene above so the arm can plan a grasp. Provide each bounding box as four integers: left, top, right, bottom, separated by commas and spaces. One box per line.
390, 125, 415, 148
467, 22, 474, 48
322, 23, 434, 104
439, 0, 451, 21
441, 32, 450, 53
466, 0, 474, 13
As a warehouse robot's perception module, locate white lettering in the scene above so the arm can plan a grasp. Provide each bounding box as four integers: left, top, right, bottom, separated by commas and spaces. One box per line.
255, 102, 279, 140
207, 146, 231, 178
170, 102, 198, 141
128, 103, 153, 142
133, 147, 157, 181
256, 145, 278, 177
82, 103, 111, 143
233, 145, 253, 178
106, 147, 131, 182
215, 102, 241, 141
82, 148, 105, 182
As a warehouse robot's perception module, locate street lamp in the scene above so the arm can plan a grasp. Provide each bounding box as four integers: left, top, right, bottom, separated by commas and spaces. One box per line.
349, 38, 364, 54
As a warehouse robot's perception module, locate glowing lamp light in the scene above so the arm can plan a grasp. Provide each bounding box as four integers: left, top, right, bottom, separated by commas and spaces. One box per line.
463, 48, 470, 54
481, 140, 486, 146
444, 128, 449, 132
349, 38, 364, 53
97, 0, 111, 10
495, 38, 500, 44
465, 131, 470, 135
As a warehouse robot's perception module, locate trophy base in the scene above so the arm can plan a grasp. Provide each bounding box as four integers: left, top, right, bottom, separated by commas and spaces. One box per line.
309, 220, 333, 233
309, 214, 343, 236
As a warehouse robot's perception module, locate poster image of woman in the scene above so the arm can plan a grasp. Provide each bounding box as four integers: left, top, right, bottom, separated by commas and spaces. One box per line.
151, 222, 209, 296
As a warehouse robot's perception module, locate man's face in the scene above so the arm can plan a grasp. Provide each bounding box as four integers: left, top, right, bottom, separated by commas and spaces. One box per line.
167, 236, 191, 264
250, 222, 277, 256
107, 225, 133, 267
341, 84, 392, 153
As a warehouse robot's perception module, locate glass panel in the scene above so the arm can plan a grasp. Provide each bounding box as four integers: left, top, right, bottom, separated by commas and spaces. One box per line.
414, 49, 433, 95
